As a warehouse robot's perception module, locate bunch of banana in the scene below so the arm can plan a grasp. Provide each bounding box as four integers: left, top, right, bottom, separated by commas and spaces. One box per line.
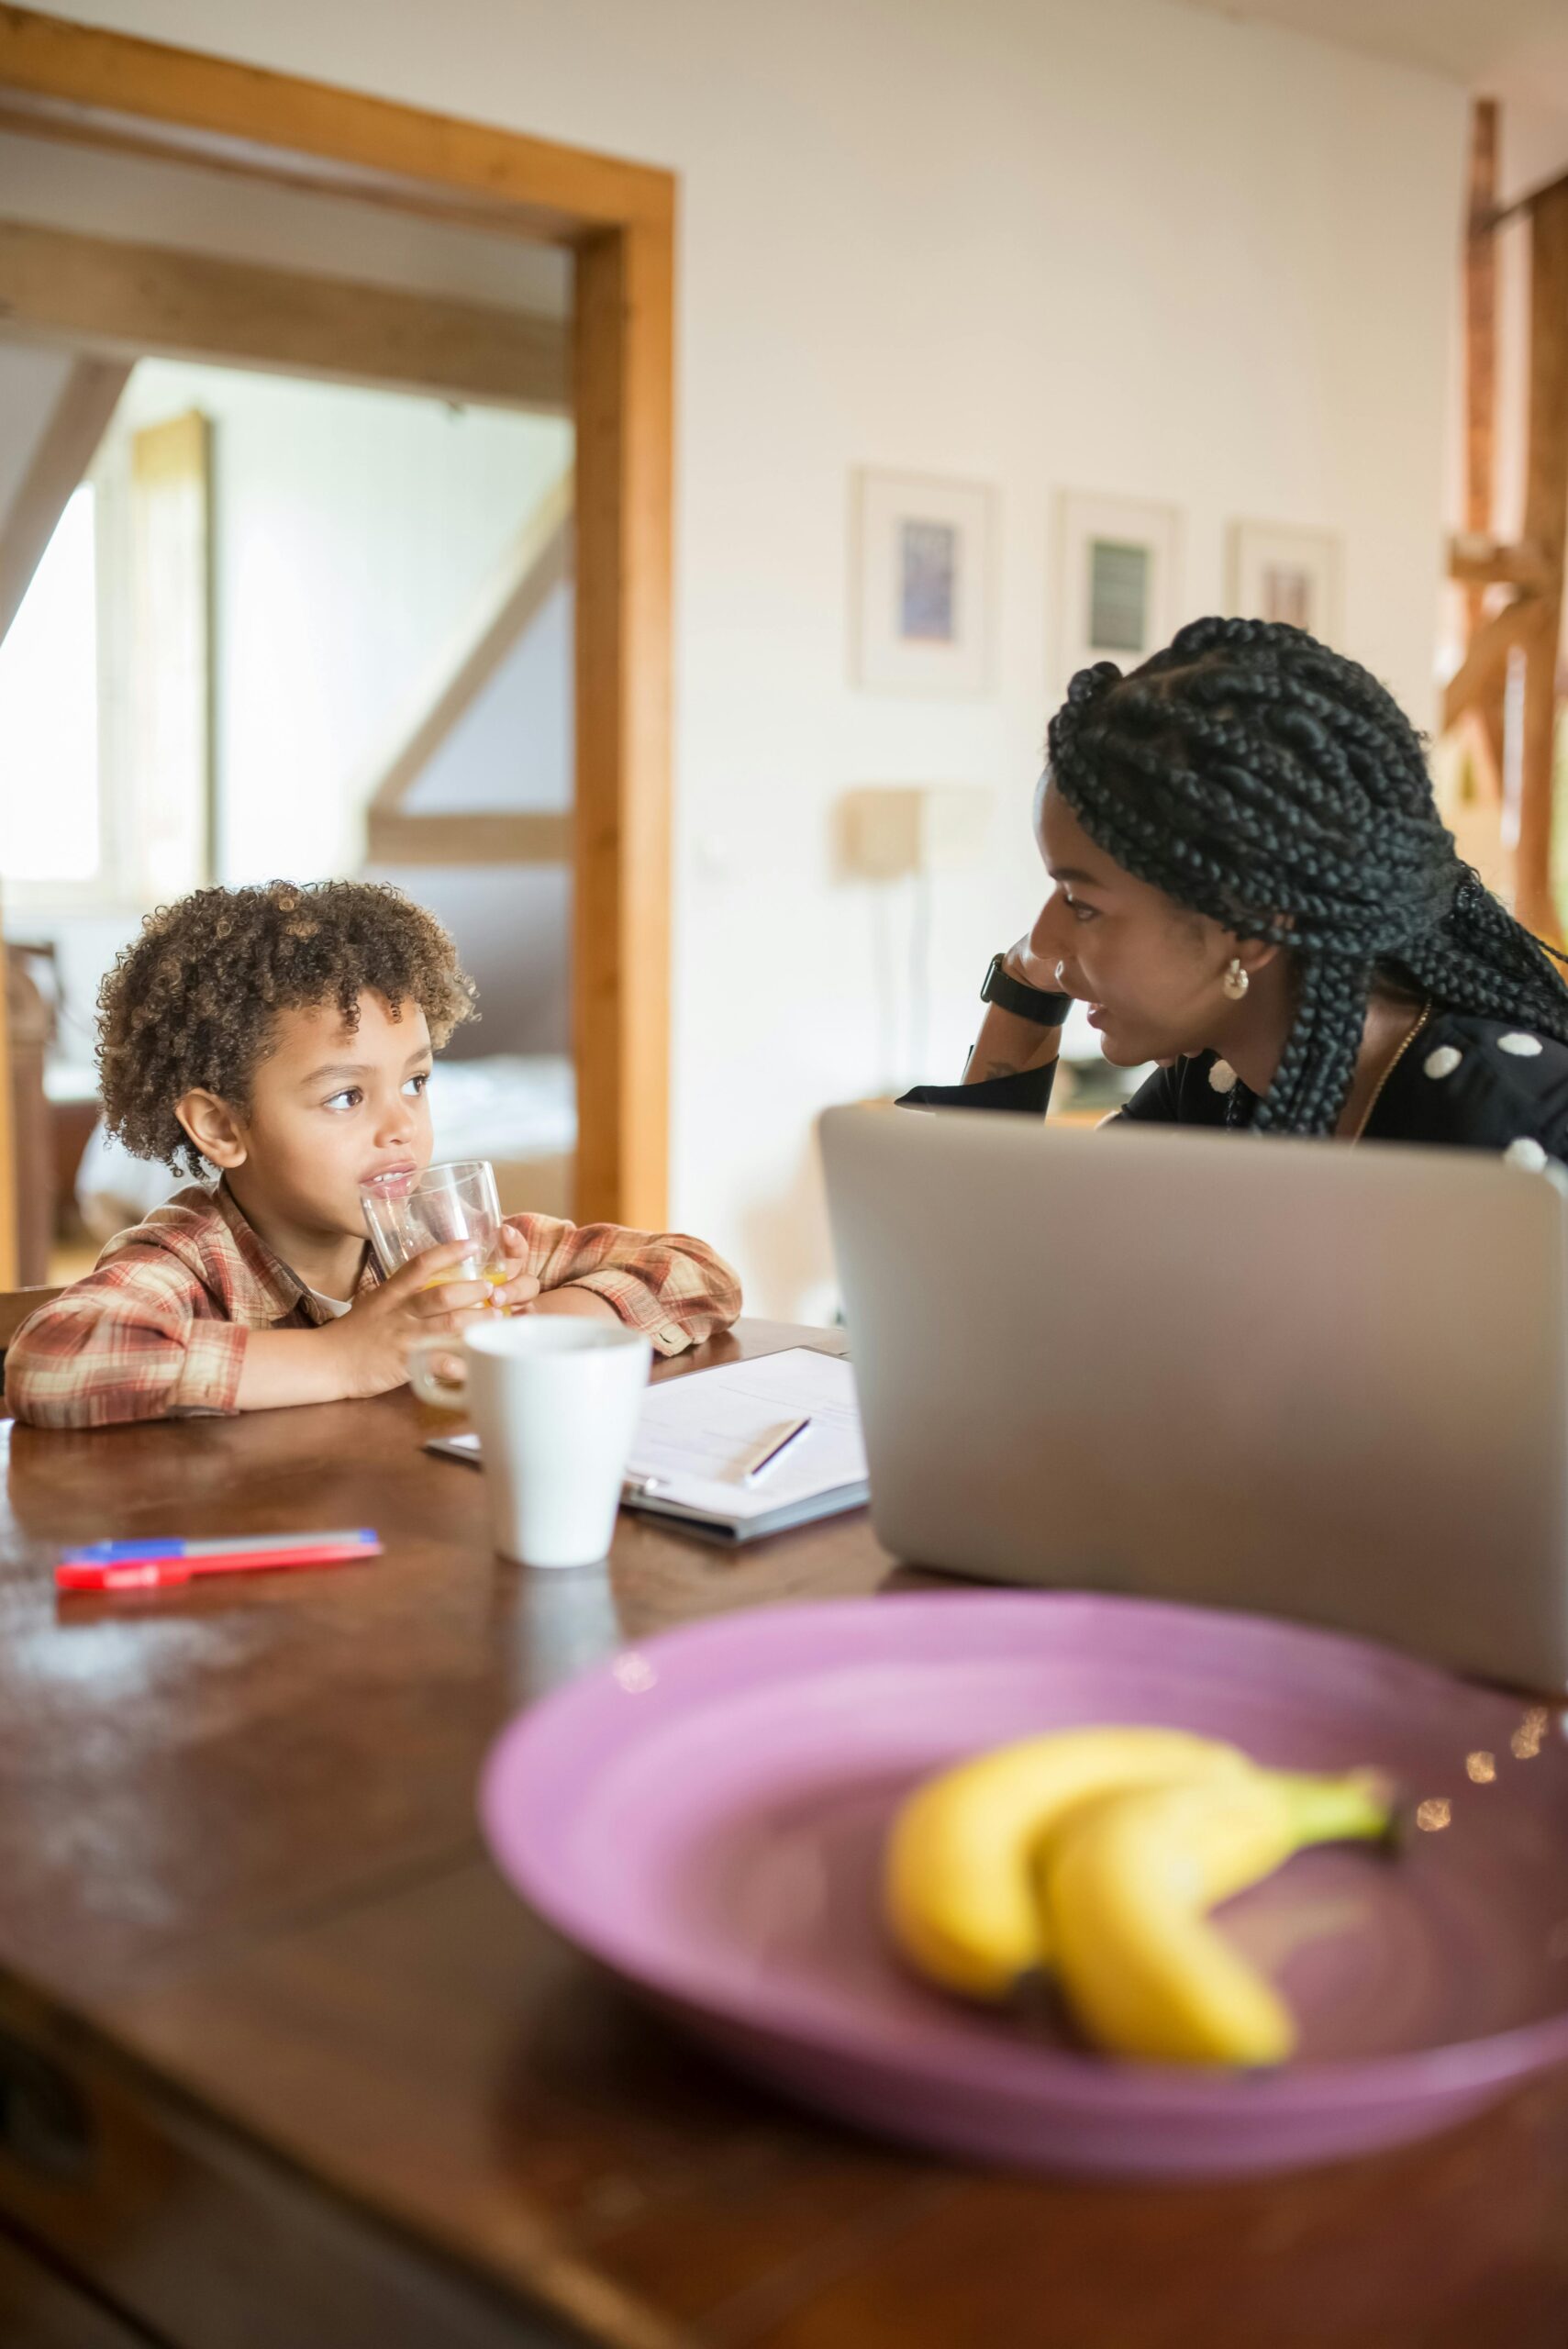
883, 1725, 1391, 2066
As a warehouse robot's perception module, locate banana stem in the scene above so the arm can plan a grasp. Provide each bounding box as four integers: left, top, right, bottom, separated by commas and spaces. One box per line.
1270, 1769, 1396, 1850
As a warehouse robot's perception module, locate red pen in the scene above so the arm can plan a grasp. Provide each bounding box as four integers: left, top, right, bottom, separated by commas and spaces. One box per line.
56, 1529, 383, 1594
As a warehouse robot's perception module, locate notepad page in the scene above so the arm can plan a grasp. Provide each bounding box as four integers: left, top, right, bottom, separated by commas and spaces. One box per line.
428, 1349, 866, 1524
626, 1348, 865, 1520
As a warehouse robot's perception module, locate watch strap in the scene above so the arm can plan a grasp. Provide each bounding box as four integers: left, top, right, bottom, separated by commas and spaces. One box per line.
980, 952, 1071, 1026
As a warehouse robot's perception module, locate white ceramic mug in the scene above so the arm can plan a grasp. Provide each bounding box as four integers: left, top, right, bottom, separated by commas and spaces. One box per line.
411, 1318, 651, 1569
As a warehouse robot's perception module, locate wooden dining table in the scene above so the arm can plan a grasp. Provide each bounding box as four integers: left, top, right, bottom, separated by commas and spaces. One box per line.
2, 1316, 1567, 2349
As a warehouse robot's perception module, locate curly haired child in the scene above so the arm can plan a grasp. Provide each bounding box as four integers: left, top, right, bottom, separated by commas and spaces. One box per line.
6, 881, 740, 1429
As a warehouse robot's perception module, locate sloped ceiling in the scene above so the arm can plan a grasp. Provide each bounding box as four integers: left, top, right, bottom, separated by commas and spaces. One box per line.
1168, 0, 1568, 116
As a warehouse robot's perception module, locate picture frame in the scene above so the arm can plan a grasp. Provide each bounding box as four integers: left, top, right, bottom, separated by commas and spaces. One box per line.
1055, 491, 1182, 690
851, 469, 995, 696
1229, 519, 1342, 643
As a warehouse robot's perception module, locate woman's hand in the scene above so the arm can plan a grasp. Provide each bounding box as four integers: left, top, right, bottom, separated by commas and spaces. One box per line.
963, 913, 1066, 1085
1004, 908, 1066, 996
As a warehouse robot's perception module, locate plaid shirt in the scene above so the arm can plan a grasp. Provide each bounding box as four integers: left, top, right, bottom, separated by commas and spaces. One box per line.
6, 1182, 741, 1431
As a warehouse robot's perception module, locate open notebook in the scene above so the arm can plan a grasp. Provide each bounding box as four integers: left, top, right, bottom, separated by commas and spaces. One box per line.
427, 1345, 869, 1544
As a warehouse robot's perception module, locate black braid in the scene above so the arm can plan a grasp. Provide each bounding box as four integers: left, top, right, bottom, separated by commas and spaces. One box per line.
1047, 617, 1568, 1135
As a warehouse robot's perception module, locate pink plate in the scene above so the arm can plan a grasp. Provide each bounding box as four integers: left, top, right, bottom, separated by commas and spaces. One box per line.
479, 1592, 1568, 2178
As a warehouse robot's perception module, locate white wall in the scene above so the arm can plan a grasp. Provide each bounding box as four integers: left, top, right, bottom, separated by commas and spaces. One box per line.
47, 0, 1467, 1314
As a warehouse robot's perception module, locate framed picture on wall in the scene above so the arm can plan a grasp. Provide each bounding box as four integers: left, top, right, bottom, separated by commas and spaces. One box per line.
852, 470, 995, 695
1229, 520, 1342, 643
1055, 492, 1182, 689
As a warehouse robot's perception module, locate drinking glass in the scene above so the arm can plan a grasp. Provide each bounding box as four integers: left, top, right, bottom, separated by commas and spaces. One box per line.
360, 1159, 506, 1297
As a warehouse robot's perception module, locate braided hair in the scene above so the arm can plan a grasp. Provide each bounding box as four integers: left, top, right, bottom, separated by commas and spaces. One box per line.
1047, 616, 1568, 1135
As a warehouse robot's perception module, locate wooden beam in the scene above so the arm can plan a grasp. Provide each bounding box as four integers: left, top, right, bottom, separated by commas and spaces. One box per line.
0, 104, 582, 247
1523, 181, 1568, 562
1515, 177, 1568, 947
1464, 98, 1498, 644
365, 811, 570, 866
1481, 162, 1568, 237
573, 219, 673, 1230
0, 6, 672, 239
1435, 706, 1511, 905
0, 351, 126, 642
0, 217, 569, 411
367, 473, 573, 819
1456, 703, 1505, 812
1514, 601, 1563, 944
1448, 532, 1553, 593
1441, 597, 1529, 732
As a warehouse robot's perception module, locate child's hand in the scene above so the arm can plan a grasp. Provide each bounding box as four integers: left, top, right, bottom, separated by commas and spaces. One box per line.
489, 1221, 543, 1316
320, 1240, 492, 1399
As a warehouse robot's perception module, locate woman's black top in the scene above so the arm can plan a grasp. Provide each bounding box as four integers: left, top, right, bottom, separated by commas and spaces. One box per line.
899, 1008, 1568, 1169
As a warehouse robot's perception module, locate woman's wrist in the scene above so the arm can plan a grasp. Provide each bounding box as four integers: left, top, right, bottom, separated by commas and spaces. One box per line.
965, 942, 1067, 1083
999, 939, 1072, 1011
966, 1011, 1062, 1084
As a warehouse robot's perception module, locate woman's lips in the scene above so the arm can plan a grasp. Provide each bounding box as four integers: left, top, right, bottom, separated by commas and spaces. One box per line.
1086, 1004, 1106, 1030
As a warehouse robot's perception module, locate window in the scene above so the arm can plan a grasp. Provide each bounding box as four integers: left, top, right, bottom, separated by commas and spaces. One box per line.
0, 484, 101, 884
0, 407, 212, 909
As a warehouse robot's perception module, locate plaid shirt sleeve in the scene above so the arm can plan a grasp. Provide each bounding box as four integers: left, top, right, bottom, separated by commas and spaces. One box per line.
503, 1213, 741, 1356
5, 1232, 250, 1430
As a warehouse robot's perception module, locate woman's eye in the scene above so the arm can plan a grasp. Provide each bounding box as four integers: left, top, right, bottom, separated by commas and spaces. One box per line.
403, 1072, 430, 1098
1069, 899, 1099, 924
324, 1088, 361, 1111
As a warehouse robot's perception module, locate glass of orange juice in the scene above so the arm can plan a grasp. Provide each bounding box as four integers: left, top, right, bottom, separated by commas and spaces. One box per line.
360, 1159, 506, 1299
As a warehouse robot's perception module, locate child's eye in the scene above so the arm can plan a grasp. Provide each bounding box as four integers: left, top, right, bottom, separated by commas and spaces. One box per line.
403, 1071, 430, 1098
324, 1087, 362, 1111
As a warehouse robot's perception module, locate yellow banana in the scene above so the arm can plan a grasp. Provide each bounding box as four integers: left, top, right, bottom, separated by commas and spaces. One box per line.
883, 1725, 1255, 2000
1040, 1769, 1392, 2066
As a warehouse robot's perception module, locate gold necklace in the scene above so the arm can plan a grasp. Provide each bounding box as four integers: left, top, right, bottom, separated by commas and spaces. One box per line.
1348, 1002, 1430, 1143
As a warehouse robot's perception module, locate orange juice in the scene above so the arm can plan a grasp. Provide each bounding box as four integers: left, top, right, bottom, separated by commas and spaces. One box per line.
420, 1258, 508, 1302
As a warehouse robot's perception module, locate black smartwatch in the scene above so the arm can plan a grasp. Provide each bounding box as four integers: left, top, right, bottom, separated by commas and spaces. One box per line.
980, 951, 1071, 1026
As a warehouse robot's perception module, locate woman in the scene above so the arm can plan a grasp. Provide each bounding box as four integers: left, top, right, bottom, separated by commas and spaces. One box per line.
906, 616, 1568, 1163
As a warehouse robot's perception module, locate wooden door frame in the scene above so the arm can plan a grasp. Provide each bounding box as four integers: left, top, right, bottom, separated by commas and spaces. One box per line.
0, 5, 673, 1234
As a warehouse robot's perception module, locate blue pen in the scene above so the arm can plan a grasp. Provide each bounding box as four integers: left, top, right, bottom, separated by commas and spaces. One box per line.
57, 1529, 383, 1595
61, 1530, 379, 1565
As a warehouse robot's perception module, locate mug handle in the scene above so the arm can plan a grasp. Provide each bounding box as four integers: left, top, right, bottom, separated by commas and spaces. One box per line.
408, 1337, 470, 1410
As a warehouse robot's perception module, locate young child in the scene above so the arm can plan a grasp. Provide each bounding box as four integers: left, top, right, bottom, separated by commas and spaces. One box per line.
6, 881, 741, 1429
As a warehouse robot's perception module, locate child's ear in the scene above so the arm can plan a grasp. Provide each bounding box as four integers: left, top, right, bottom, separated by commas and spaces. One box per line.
176, 1088, 248, 1171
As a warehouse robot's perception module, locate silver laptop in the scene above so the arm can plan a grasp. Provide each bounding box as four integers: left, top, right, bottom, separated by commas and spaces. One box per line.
820, 1101, 1568, 1690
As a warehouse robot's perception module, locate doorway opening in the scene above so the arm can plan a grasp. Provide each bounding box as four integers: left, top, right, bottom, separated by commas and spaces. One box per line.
0, 6, 673, 1285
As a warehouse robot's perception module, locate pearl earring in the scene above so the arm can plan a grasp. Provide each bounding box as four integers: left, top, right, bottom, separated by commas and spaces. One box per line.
1222, 958, 1250, 1001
